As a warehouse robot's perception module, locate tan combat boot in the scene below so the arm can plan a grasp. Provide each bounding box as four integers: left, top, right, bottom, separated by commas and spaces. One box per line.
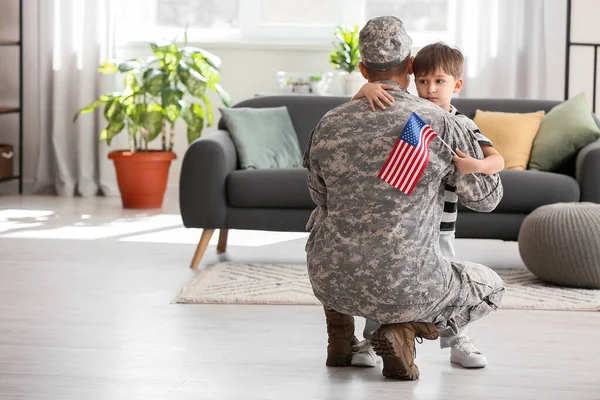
323, 307, 359, 367
371, 322, 439, 380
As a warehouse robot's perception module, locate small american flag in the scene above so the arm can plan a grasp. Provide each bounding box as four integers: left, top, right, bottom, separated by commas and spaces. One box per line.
378, 112, 438, 195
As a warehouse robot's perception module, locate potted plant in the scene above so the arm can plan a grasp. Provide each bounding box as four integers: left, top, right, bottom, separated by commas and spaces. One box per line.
74, 32, 231, 209
329, 25, 365, 95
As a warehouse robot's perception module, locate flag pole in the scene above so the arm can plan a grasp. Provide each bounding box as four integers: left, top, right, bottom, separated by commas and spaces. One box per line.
435, 136, 481, 182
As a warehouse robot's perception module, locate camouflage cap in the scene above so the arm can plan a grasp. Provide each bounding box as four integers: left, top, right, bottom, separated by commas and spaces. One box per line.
359, 16, 413, 71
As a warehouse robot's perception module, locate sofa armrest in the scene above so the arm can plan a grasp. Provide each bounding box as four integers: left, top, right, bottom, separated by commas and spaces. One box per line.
576, 138, 600, 203
179, 129, 238, 228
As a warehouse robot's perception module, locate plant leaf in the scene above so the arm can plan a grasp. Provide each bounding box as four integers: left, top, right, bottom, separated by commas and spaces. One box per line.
142, 107, 164, 142
181, 101, 205, 144
123, 71, 139, 97
202, 95, 213, 126
98, 60, 119, 74
143, 69, 168, 96
161, 87, 184, 123
118, 60, 142, 72
73, 99, 105, 121
214, 84, 232, 107
178, 61, 207, 98
99, 120, 125, 145
191, 54, 220, 84
104, 98, 126, 122
150, 42, 179, 57
181, 46, 222, 70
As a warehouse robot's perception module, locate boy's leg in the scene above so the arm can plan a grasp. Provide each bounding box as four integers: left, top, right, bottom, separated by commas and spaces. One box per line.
439, 230, 457, 260
434, 260, 505, 368
363, 319, 381, 340
351, 319, 381, 367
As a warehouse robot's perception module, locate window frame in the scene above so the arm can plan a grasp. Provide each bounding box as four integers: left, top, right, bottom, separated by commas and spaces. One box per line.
115, 0, 456, 46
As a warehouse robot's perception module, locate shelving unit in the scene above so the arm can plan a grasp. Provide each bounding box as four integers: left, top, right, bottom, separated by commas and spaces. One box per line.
0, 0, 23, 193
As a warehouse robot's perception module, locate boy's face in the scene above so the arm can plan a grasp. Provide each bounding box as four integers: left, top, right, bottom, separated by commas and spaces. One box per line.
414, 68, 463, 111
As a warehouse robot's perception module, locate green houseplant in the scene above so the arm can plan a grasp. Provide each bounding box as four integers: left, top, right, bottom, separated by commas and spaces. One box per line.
329, 25, 364, 95
74, 33, 231, 209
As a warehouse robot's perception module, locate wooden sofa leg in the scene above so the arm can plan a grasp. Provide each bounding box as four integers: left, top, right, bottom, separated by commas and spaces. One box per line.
217, 229, 229, 254
190, 229, 215, 270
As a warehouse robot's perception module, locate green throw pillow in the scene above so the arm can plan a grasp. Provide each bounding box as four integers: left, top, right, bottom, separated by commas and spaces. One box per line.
529, 93, 600, 171
220, 106, 303, 169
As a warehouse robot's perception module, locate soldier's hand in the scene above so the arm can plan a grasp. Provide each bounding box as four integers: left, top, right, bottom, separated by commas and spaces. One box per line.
452, 149, 483, 174
362, 83, 395, 111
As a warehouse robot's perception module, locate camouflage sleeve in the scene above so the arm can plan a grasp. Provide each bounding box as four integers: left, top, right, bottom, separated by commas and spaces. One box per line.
454, 114, 493, 147
302, 128, 327, 230
441, 115, 503, 212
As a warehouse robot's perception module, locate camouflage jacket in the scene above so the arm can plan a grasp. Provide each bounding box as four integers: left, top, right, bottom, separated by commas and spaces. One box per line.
303, 81, 503, 322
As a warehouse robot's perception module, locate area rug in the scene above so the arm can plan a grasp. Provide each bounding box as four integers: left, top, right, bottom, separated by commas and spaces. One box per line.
176, 262, 600, 311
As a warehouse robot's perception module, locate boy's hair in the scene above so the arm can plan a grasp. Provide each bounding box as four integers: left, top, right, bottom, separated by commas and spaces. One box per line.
412, 42, 464, 79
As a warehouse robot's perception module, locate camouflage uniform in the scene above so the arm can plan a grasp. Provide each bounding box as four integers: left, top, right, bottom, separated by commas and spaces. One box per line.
304, 16, 506, 337
303, 80, 506, 337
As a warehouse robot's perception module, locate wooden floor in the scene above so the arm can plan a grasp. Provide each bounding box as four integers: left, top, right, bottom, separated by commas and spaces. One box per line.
0, 192, 599, 400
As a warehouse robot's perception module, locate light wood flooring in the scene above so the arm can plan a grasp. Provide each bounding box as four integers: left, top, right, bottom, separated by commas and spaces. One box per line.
0, 191, 599, 400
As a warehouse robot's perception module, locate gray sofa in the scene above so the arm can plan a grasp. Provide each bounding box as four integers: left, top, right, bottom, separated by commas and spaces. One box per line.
179, 95, 600, 268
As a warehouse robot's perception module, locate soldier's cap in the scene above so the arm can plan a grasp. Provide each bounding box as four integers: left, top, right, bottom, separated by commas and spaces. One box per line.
359, 16, 413, 71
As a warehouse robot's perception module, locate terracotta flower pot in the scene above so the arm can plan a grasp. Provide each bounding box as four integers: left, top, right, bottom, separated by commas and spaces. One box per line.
108, 150, 176, 209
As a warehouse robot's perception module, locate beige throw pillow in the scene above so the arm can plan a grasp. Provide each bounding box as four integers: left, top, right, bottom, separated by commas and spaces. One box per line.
473, 110, 545, 170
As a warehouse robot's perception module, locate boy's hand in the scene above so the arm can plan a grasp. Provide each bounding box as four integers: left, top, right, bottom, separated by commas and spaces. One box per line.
452, 149, 484, 174
360, 83, 395, 111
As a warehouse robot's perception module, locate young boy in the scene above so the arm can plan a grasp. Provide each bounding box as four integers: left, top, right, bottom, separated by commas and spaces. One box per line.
350, 42, 504, 369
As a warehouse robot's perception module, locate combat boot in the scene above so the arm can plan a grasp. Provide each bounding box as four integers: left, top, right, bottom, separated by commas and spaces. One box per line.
371, 322, 439, 380
323, 307, 359, 367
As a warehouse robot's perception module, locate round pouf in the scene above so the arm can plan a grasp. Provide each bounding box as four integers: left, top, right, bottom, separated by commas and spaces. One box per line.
518, 202, 600, 289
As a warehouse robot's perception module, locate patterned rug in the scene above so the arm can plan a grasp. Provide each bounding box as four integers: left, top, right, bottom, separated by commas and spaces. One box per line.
176, 262, 600, 311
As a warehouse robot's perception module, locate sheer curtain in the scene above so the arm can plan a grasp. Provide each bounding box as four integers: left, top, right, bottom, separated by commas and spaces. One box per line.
33, 0, 125, 196
453, 0, 566, 101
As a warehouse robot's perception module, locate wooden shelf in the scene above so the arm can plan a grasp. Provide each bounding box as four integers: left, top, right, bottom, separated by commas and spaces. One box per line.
0, 107, 20, 114
0, 0, 24, 194
0, 175, 19, 183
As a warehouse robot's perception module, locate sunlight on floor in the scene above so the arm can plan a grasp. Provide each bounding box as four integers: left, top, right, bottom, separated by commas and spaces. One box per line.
121, 228, 309, 246
0, 208, 309, 246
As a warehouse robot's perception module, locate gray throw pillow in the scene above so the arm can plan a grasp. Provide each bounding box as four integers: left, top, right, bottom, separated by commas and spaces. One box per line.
220, 106, 303, 169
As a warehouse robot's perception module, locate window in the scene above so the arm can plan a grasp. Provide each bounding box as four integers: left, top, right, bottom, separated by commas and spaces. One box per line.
115, 0, 454, 46
365, 0, 455, 45
156, 0, 240, 30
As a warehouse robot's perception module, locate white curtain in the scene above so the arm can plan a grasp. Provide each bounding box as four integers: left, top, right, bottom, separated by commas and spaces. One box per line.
33, 0, 125, 196
453, 0, 566, 101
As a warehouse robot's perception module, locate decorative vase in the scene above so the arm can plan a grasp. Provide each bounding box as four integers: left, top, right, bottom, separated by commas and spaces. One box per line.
342, 71, 366, 96
108, 150, 176, 209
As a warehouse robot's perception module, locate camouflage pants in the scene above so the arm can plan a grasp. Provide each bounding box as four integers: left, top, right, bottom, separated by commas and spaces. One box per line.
363, 236, 505, 338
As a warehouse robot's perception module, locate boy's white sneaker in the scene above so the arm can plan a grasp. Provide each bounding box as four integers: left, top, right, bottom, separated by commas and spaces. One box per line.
450, 338, 488, 368
351, 340, 379, 367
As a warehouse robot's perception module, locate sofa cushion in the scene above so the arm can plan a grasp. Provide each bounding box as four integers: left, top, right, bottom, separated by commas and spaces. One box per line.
529, 93, 600, 172
473, 110, 545, 170
220, 106, 303, 169
227, 168, 314, 208
458, 170, 579, 214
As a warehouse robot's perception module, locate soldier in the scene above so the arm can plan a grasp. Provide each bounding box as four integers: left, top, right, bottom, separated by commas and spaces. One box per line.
303, 16, 506, 381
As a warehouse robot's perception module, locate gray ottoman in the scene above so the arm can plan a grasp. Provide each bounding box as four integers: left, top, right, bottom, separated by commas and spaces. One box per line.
518, 202, 600, 289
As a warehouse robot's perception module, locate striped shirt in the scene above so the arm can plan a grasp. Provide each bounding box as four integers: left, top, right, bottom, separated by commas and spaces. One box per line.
441, 105, 493, 232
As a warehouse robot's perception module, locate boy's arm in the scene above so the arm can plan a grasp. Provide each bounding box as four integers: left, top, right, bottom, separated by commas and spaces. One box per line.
451, 114, 504, 175
352, 82, 395, 112
453, 144, 504, 175
438, 115, 503, 213
480, 145, 505, 174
